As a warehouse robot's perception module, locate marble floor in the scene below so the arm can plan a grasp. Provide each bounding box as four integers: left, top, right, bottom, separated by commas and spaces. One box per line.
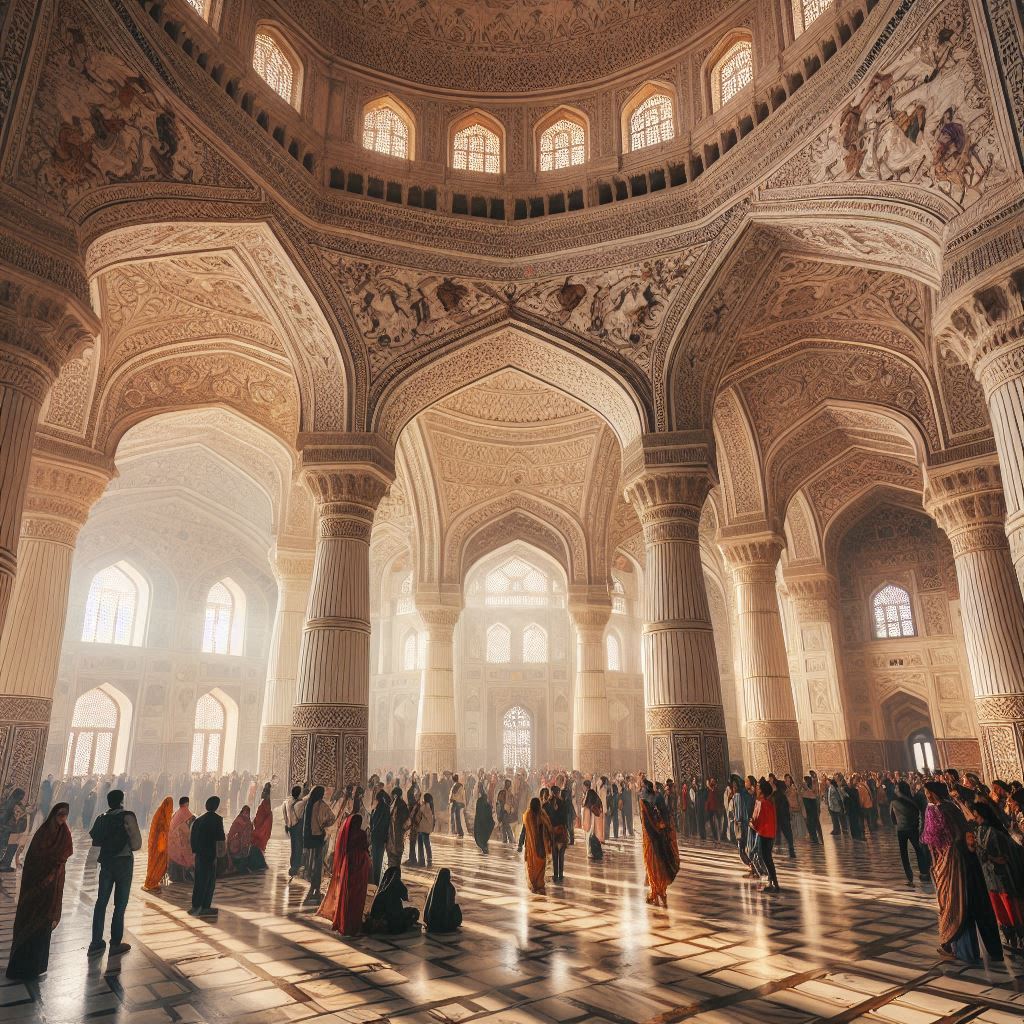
0, 822, 1022, 1024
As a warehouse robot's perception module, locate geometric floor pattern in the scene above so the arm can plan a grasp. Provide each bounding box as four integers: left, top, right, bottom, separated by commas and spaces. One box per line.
1, 823, 1022, 1023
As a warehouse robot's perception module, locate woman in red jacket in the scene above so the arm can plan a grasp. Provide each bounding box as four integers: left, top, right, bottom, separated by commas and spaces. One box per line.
750, 779, 780, 893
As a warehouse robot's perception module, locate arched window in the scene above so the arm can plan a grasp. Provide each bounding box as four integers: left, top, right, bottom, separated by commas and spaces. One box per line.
363, 100, 413, 160
502, 705, 532, 772
81, 561, 148, 646
395, 572, 414, 615
606, 632, 622, 672
65, 687, 120, 777
452, 120, 501, 174
872, 584, 916, 639
909, 728, 937, 772
202, 578, 246, 655
252, 29, 297, 106
792, 0, 834, 35
627, 89, 675, 152
539, 117, 586, 171
611, 576, 626, 614
522, 623, 548, 663
402, 630, 418, 671
712, 39, 753, 111
192, 692, 226, 773
484, 556, 552, 607
486, 623, 512, 664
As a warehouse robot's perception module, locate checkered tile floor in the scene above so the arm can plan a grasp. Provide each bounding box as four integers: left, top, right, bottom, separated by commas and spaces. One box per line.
1, 822, 1022, 1023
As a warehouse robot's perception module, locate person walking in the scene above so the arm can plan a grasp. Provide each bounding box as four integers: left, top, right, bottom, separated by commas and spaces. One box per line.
544, 785, 568, 883
891, 780, 930, 885
800, 776, 822, 844
417, 793, 435, 867
302, 786, 335, 904
282, 785, 305, 879
449, 774, 466, 837
639, 779, 679, 907
369, 790, 391, 883
827, 774, 847, 835
88, 790, 142, 957
772, 777, 796, 858
751, 779, 780, 893
190, 796, 225, 918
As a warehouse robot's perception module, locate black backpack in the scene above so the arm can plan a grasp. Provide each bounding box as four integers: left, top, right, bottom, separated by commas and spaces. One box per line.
90, 810, 129, 860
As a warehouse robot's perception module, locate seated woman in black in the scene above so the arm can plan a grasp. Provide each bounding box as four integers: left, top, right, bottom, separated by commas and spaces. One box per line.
364, 866, 419, 934
423, 868, 462, 933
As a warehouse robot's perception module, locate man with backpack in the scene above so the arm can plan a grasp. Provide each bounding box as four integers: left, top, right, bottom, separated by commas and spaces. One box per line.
88, 789, 142, 957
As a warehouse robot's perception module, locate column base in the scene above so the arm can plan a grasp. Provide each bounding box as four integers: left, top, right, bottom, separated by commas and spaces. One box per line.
573, 731, 611, 776
976, 695, 1024, 779
746, 721, 802, 779
646, 706, 729, 783
290, 704, 368, 789
416, 732, 456, 776
0, 695, 51, 801
259, 724, 293, 783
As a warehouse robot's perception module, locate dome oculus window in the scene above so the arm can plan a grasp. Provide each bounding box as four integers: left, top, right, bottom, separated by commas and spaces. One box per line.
452, 121, 501, 174
363, 101, 413, 160
712, 39, 753, 111
539, 118, 586, 171
252, 30, 297, 107
872, 584, 916, 639
628, 91, 675, 152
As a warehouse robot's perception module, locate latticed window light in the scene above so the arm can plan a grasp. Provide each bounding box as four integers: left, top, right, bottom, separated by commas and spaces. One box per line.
485, 556, 551, 607
402, 631, 418, 671
522, 623, 548, 663
486, 623, 512, 663
872, 584, 916, 639
539, 118, 585, 171
452, 122, 500, 174
202, 581, 234, 654
606, 632, 622, 672
253, 31, 295, 105
629, 93, 675, 151
192, 693, 226, 773
714, 40, 753, 111
611, 576, 626, 614
184, 0, 206, 16
82, 564, 139, 645
363, 105, 410, 159
395, 572, 414, 614
65, 688, 119, 776
793, 0, 834, 33
503, 705, 532, 772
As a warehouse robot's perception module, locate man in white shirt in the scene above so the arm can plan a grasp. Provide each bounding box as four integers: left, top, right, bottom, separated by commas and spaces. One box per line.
281, 785, 305, 878
449, 774, 466, 837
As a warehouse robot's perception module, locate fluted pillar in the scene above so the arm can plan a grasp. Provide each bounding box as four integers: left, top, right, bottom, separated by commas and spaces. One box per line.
0, 445, 113, 798
414, 600, 461, 775
944, 267, 1024, 591
925, 458, 1024, 779
569, 600, 612, 775
720, 534, 802, 778
258, 545, 313, 782
623, 434, 729, 782
290, 437, 394, 790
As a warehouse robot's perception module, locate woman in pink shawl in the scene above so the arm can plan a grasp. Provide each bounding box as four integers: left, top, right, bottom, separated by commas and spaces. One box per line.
168, 797, 196, 882
227, 806, 267, 873
317, 814, 370, 936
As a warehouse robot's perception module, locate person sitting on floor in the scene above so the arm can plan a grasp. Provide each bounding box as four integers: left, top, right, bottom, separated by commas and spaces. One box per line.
363, 865, 419, 934
423, 867, 462, 933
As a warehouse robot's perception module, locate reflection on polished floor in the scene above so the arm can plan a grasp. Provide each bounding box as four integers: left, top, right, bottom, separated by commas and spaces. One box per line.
1, 827, 1022, 1023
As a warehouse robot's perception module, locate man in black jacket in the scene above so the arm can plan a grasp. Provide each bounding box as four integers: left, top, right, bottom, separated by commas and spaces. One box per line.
190, 796, 225, 917
88, 789, 142, 957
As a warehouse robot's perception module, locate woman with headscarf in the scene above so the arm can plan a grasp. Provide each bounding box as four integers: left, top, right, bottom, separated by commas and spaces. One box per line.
522, 797, 551, 894
142, 796, 174, 892
318, 813, 371, 936
168, 797, 196, 882
473, 788, 495, 855
5, 803, 73, 978
639, 779, 680, 907
227, 806, 267, 874
364, 865, 419, 934
971, 800, 1024, 955
582, 785, 605, 861
302, 785, 335, 904
369, 790, 391, 884
423, 868, 462, 932
252, 783, 273, 854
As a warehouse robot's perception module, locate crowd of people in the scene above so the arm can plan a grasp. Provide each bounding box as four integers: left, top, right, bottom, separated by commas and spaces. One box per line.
3, 762, 1024, 980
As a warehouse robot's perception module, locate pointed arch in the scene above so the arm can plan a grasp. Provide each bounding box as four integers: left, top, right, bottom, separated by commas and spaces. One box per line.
81, 560, 150, 647
621, 81, 677, 152
706, 31, 754, 113
449, 110, 504, 174
362, 95, 416, 160
65, 683, 133, 776
192, 687, 239, 773
202, 576, 246, 655
252, 23, 303, 109
535, 106, 589, 171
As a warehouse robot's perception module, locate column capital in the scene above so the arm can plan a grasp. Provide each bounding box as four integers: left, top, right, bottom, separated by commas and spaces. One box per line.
414, 602, 462, 634
782, 569, 840, 620
270, 544, 315, 584
924, 457, 1007, 555
718, 531, 786, 580
567, 600, 612, 635
21, 445, 114, 547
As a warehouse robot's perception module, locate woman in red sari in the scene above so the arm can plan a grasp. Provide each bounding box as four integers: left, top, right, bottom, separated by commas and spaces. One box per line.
639, 779, 679, 907
6, 803, 73, 978
317, 813, 370, 936
252, 784, 273, 854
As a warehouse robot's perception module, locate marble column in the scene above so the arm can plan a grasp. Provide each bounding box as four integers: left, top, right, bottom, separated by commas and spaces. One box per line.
925, 458, 1024, 780
782, 570, 852, 774
623, 435, 729, 783
290, 438, 394, 790
944, 267, 1024, 592
0, 445, 113, 797
720, 534, 802, 778
569, 600, 613, 775
258, 545, 313, 783
414, 600, 461, 775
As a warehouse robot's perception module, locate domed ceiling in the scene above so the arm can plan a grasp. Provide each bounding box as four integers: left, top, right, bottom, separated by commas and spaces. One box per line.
302, 0, 742, 92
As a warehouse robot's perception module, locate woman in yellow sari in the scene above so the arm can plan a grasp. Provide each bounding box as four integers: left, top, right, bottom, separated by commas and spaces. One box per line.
639, 779, 679, 907
142, 796, 174, 892
522, 797, 550, 895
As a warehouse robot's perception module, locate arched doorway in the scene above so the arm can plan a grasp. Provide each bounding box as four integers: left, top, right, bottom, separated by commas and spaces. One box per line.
881, 691, 934, 772
502, 705, 533, 773
908, 728, 938, 772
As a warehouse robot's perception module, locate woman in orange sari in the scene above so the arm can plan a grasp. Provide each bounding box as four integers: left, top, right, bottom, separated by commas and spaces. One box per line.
522, 797, 550, 895
639, 779, 679, 907
6, 803, 72, 978
252, 783, 273, 854
317, 814, 370, 936
142, 796, 174, 892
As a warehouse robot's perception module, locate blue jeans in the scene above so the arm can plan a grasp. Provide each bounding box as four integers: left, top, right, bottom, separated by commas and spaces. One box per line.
417, 833, 432, 866
92, 856, 133, 944
450, 802, 464, 835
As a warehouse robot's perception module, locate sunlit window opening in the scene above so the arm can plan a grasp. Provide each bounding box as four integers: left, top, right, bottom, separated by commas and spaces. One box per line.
191, 692, 226, 773
712, 40, 753, 111
629, 92, 675, 151
606, 632, 622, 672
64, 687, 119, 777
503, 705, 532, 772
484, 556, 554, 607
872, 584, 916, 639
452, 122, 501, 174
202, 578, 245, 655
253, 31, 295, 105
395, 572, 414, 614
486, 622, 512, 664
792, 0, 834, 34
185, 0, 207, 16
611, 576, 626, 614
402, 630, 418, 671
363, 103, 411, 159
522, 623, 548, 663
539, 118, 585, 171
81, 562, 146, 646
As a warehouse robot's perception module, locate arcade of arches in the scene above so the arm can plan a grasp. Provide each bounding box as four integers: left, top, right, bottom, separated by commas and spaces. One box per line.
0, 0, 1022, 809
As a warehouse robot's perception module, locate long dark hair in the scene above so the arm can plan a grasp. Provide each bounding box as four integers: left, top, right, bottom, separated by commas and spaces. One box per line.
973, 800, 1008, 833
303, 785, 325, 839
